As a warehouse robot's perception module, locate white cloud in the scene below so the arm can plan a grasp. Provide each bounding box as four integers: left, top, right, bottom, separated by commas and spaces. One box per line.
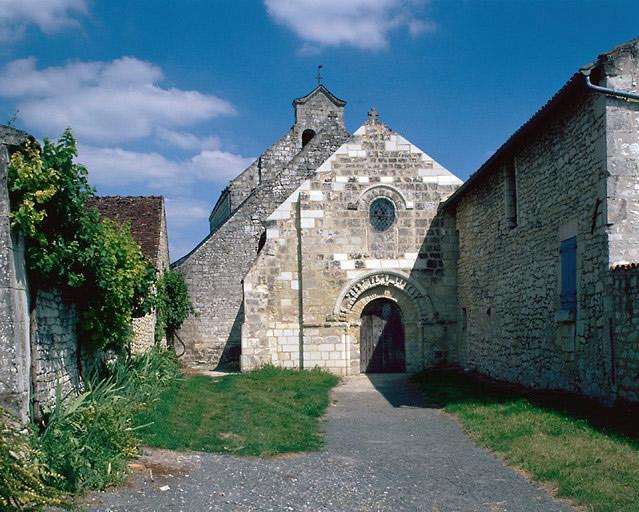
156, 127, 221, 151
264, 0, 433, 51
0, 0, 87, 41
0, 57, 236, 143
78, 145, 255, 191
165, 197, 211, 228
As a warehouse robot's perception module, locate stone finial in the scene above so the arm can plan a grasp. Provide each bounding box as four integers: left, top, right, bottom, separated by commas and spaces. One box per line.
367, 107, 379, 124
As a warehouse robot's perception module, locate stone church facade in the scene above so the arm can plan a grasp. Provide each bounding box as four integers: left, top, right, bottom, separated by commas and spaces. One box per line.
176, 38, 639, 403
241, 111, 461, 374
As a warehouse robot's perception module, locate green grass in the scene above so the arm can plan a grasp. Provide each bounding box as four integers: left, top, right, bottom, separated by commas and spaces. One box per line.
135, 366, 339, 456
414, 369, 639, 512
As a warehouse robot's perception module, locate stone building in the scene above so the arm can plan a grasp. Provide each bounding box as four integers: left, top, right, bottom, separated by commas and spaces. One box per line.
444, 38, 639, 403
178, 38, 639, 403
174, 86, 349, 367
88, 196, 170, 352
241, 110, 462, 374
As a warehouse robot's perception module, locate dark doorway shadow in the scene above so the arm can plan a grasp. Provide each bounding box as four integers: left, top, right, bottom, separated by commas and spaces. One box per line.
214, 303, 243, 372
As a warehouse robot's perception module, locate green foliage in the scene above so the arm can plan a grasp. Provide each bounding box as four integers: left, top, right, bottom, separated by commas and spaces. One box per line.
8, 131, 94, 288
0, 408, 66, 511
37, 348, 180, 494
8, 130, 156, 350
78, 219, 156, 349
136, 366, 339, 456
413, 369, 639, 512
154, 269, 195, 342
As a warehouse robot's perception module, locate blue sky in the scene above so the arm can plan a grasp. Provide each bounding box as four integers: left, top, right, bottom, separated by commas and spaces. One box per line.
1, 0, 638, 259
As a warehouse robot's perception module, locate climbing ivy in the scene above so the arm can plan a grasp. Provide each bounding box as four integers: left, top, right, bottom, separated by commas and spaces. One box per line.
154, 269, 195, 344
8, 129, 155, 350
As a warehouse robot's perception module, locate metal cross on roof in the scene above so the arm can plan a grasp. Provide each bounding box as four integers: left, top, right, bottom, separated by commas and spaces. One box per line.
316, 64, 323, 85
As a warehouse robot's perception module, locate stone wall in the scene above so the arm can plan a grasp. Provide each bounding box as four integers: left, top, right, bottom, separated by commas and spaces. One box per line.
603, 43, 639, 265
452, 91, 613, 398
0, 128, 31, 422
210, 88, 346, 232
175, 113, 349, 367
131, 200, 170, 353
242, 117, 462, 375
1, 127, 84, 420
32, 288, 82, 409
611, 266, 639, 402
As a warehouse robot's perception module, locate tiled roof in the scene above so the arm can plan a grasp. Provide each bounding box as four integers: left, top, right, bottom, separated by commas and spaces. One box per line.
87, 196, 164, 263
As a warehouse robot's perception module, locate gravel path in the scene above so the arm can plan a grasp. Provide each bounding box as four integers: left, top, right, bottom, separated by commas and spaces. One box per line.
86, 374, 574, 511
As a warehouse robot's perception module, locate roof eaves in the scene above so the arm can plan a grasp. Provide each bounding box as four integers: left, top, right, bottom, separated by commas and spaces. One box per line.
441, 72, 587, 210
292, 85, 347, 108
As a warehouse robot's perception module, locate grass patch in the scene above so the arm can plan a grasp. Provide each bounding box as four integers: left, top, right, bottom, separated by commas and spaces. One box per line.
135, 366, 339, 456
414, 369, 639, 512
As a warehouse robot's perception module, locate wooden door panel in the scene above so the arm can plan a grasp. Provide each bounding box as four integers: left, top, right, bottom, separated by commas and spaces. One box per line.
360, 299, 405, 373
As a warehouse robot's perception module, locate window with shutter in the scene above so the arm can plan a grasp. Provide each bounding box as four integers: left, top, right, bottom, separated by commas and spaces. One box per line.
560, 236, 577, 311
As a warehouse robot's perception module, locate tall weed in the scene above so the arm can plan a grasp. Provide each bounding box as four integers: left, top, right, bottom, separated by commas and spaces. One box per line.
0, 408, 66, 511
36, 347, 179, 493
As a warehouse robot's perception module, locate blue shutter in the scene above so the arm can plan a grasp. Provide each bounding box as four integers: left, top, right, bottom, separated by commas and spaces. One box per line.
560, 237, 577, 311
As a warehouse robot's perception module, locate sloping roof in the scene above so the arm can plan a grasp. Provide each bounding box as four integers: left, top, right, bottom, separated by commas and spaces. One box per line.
442, 37, 639, 209
0, 124, 33, 147
87, 196, 165, 263
293, 85, 346, 107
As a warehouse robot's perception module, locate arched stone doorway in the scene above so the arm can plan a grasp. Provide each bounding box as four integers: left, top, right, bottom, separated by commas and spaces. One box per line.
333, 271, 434, 374
360, 298, 405, 373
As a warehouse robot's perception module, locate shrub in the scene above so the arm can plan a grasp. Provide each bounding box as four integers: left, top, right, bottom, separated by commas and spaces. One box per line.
0, 409, 66, 511
8, 130, 156, 351
36, 348, 180, 494
154, 269, 195, 344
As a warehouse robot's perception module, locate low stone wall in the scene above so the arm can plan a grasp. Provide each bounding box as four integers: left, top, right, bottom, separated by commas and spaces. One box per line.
612, 267, 639, 402
33, 288, 82, 408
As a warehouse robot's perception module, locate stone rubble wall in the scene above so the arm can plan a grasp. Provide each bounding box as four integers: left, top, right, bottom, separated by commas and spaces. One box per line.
611, 267, 639, 402
32, 288, 82, 408
242, 120, 462, 375
175, 116, 349, 367
453, 92, 613, 399
131, 312, 158, 353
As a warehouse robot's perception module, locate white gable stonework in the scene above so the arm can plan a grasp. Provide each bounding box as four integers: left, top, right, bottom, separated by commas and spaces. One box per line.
241, 116, 462, 375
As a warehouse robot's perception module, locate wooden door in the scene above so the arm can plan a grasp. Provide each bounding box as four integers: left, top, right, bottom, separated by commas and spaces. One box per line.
360, 299, 405, 373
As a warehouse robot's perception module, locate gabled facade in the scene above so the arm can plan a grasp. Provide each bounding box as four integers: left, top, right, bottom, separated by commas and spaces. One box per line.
241, 111, 462, 375
175, 86, 350, 367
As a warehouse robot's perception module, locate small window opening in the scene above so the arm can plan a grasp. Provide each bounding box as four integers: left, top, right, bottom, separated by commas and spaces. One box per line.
302, 129, 316, 147
504, 160, 517, 228
461, 308, 467, 332
257, 231, 267, 255
560, 236, 577, 311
